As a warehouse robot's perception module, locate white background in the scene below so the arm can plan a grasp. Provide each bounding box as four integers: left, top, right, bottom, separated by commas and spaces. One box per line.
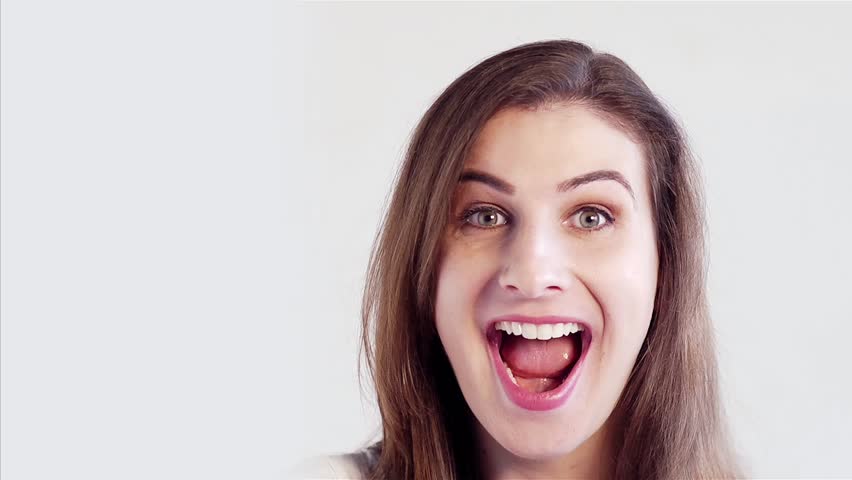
3, 2, 852, 479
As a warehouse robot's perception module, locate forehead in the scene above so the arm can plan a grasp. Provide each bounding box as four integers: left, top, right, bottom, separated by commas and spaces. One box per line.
464, 105, 648, 195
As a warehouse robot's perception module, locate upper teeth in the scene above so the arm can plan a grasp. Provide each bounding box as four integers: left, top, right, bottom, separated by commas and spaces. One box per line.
495, 321, 584, 340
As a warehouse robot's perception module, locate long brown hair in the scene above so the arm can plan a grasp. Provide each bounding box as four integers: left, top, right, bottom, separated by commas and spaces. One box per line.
359, 39, 741, 479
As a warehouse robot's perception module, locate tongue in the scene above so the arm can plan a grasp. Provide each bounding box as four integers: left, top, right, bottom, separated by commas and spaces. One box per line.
500, 334, 579, 382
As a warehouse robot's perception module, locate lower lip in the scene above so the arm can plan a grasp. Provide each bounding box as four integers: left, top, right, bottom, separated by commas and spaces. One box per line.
486, 328, 591, 412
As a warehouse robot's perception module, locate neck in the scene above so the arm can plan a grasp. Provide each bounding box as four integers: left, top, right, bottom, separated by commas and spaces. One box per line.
475, 416, 617, 480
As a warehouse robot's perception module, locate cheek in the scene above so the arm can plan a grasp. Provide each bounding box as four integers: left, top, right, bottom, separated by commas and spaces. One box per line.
434, 245, 492, 354
435, 235, 501, 309
601, 243, 657, 316
433, 245, 503, 408
588, 227, 658, 362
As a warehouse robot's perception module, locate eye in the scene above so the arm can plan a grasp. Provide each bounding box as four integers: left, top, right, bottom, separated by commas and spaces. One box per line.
569, 207, 614, 231
461, 205, 509, 229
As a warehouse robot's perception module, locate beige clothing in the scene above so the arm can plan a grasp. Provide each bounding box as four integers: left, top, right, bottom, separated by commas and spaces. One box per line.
287, 445, 379, 480
287, 453, 364, 479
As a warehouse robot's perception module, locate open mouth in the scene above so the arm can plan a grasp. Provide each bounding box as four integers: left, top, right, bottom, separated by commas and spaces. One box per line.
486, 319, 590, 410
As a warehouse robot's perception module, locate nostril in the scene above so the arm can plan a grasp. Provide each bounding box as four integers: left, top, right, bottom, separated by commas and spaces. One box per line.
504, 284, 563, 299
498, 264, 568, 298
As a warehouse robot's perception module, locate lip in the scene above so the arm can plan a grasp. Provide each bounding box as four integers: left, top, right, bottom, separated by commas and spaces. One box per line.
486, 315, 592, 412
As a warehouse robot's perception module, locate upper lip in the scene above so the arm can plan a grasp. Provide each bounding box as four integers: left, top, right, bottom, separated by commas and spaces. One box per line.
487, 314, 591, 332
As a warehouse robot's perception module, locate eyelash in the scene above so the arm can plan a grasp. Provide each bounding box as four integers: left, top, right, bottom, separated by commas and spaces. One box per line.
457, 204, 616, 233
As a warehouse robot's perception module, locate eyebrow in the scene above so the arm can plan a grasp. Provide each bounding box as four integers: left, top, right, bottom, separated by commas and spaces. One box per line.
458, 168, 636, 201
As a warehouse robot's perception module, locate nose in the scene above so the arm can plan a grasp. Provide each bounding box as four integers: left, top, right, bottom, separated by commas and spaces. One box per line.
497, 219, 572, 299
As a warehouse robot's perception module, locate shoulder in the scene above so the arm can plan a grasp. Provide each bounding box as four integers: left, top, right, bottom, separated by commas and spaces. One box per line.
286, 452, 369, 480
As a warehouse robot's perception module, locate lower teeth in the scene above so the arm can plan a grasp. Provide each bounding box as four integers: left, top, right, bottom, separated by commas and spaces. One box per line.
505, 364, 518, 385
504, 362, 569, 392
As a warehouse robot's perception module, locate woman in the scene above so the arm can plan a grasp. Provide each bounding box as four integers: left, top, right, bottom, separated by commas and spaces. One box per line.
298, 38, 741, 479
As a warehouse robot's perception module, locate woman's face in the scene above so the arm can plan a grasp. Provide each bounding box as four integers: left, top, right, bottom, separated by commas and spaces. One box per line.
434, 104, 659, 466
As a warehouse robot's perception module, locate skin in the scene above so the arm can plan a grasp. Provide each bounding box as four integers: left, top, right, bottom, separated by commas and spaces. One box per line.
434, 104, 659, 479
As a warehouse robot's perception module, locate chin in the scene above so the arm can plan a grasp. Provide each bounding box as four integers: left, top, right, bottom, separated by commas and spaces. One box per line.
499, 427, 587, 460
471, 399, 601, 462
